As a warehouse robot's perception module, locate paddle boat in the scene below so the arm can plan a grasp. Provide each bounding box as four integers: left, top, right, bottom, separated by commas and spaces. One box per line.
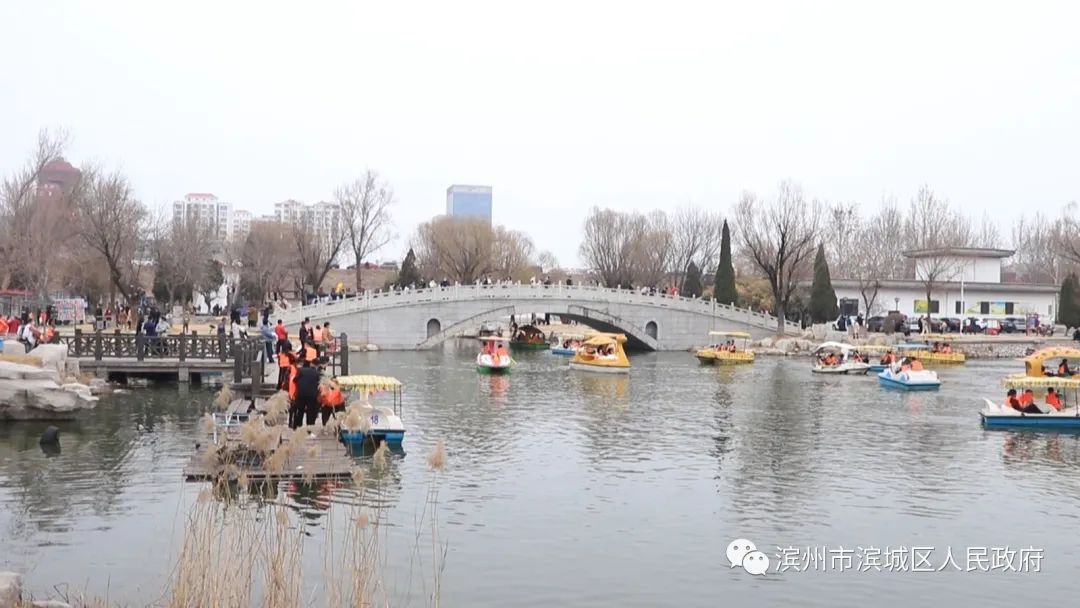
510, 324, 550, 351
909, 335, 966, 364
476, 336, 514, 373
877, 361, 941, 391
569, 333, 630, 374
335, 375, 406, 447
811, 342, 871, 375
696, 331, 755, 365
551, 333, 586, 356
981, 347, 1080, 430
854, 344, 894, 372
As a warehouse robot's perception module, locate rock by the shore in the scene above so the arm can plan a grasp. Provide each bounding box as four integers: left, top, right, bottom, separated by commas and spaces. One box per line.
28, 344, 68, 377
0, 361, 97, 421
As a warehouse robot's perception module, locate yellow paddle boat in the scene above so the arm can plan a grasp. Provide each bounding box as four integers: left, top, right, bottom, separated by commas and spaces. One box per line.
910, 335, 966, 364
696, 331, 754, 364
569, 333, 630, 374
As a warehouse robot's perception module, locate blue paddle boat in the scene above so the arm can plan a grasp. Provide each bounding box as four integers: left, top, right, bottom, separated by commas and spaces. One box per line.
981, 347, 1080, 430
336, 375, 406, 448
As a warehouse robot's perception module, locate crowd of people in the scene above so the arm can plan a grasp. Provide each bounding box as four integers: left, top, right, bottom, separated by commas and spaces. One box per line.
0, 309, 61, 352
274, 317, 344, 433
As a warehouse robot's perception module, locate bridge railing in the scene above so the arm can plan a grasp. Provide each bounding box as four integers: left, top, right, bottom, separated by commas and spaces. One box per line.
65, 329, 259, 362
284, 283, 800, 331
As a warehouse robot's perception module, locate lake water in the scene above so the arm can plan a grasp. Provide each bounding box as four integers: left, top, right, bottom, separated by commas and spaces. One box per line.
2, 345, 1080, 606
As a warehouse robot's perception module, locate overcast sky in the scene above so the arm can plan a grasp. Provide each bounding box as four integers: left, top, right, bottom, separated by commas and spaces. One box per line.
2, 0, 1078, 266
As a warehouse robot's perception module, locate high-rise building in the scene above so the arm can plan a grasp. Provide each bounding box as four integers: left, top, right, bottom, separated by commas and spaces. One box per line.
231, 209, 253, 238
172, 193, 232, 239
274, 199, 342, 240
446, 185, 492, 223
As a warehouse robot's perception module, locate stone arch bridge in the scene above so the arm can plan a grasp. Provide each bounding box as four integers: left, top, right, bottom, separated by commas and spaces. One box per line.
279, 284, 796, 351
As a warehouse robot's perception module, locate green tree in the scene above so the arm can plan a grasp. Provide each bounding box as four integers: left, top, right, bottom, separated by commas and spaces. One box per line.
397, 248, 423, 287
809, 243, 839, 323
683, 261, 703, 297
714, 220, 738, 305
1059, 273, 1080, 330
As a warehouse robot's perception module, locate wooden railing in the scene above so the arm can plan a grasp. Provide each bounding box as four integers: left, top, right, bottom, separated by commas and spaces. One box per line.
63, 330, 350, 381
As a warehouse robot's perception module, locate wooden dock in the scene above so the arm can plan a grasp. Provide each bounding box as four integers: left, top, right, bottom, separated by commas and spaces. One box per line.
183, 398, 358, 482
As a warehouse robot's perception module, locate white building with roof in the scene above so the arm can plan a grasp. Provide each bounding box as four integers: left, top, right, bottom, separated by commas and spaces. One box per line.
832, 247, 1059, 322
172, 193, 232, 239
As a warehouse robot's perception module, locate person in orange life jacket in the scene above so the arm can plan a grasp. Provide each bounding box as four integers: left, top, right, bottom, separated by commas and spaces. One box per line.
277, 342, 295, 391
910, 358, 924, 372
319, 379, 346, 425
1046, 387, 1063, 411
1005, 389, 1022, 411
1019, 389, 1035, 407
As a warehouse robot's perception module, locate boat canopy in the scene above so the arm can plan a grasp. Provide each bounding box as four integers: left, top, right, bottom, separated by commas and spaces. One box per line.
336, 375, 403, 391
1022, 347, 1080, 377
858, 344, 893, 352
709, 331, 751, 338
479, 336, 510, 342
1003, 374, 1080, 390
583, 332, 627, 346
896, 343, 930, 350
514, 324, 545, 339
813, 341, 857, 354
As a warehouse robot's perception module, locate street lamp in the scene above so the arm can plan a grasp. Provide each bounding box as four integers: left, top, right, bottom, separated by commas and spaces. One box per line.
894, 297, 900, 312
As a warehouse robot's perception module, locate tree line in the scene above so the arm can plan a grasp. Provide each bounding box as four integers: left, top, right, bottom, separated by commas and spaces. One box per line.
0, 131, 398, 310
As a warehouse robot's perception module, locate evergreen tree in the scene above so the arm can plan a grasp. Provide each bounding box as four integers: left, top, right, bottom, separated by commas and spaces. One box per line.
714, 220, 738, 305
397, 248, 423, 287
809, 243, 839, 323
683, 261, 703, 298
1059, 273, 1080, 330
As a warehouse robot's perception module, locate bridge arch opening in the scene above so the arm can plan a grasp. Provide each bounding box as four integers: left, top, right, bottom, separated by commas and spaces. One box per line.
645, 321, 658, 340
426, 318, 441, 338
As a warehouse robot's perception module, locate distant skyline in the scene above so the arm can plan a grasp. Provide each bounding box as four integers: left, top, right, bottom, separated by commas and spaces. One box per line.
2, 0, 1078, 267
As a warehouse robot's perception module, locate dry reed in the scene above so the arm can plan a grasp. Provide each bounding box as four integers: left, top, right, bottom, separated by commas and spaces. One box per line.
212, 384, 233, 411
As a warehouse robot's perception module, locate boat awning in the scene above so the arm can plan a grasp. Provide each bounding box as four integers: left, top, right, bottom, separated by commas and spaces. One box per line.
709, 331, 751, 338
896, 343, 931, 350
336, 375, 403, 390
478, 336, 510, 342
1002, 374, 1080, 390
583, 333, 627, 346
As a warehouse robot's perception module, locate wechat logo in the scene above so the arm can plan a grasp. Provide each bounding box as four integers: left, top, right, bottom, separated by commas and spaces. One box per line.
728, 538, 770, 576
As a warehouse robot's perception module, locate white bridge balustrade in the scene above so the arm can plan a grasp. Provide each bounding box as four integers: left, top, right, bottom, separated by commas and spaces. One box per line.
278, 283, 800, 351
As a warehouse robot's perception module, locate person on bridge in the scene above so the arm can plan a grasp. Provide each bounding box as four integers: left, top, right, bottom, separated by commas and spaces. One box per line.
274, 320, 288, 353
294, 359, 321, 431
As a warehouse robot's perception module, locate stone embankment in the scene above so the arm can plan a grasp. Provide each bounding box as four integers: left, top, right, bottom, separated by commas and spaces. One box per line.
721, 330, 1058, 360
0, 343, 97, 421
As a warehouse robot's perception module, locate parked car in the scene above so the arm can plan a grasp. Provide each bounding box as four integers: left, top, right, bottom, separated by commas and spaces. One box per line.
866, 316, 886, 333
940, 317, 962, 332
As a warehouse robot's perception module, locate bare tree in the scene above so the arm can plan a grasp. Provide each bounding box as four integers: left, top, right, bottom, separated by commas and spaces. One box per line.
492, 226, 536, 280
823, 202, 860, 278
150, 207, 219, 306
902, 185, 974, 320
536, 251, 559, 273
1012, 211, 1065, 284
734, 181, 821, 334
291, 213, 348, 297
75, 168, 149, 303
578, 207, 642, 287
335, 171, 394, 290
636, 210, 674, 289
0, 129, 75, 297
412, 216, 496, 284
239, 221, 294, 303
669, 206, 723, 290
